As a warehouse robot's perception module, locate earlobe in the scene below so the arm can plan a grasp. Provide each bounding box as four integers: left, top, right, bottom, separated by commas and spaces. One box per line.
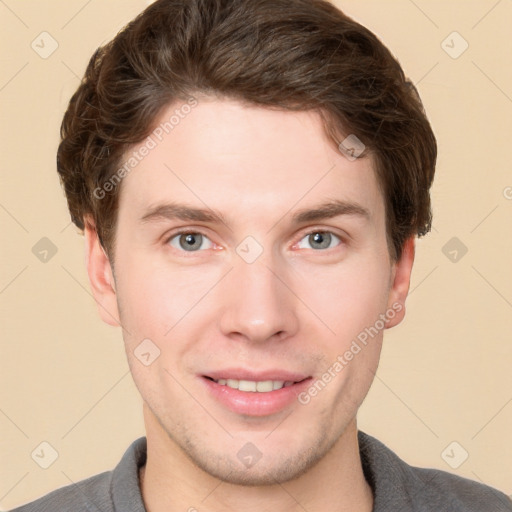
385, 237, 415, 329
83, 217, 121, 327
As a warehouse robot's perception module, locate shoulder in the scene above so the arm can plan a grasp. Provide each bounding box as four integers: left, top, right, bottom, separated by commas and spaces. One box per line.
410, 465, 512, 511
9, 437, 147, 512
8, 470, 114, 512
358, 430, 512, 511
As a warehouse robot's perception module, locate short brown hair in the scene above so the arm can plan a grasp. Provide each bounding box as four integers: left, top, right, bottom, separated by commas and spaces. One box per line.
57, 0, 436, 262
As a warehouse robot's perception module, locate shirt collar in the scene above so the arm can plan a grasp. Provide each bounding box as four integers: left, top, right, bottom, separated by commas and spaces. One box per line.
111, 436, 147, 512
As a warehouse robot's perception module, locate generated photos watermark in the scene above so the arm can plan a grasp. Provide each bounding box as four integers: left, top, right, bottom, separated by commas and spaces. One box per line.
298, 302, 403, 405
93, 96, 198, 200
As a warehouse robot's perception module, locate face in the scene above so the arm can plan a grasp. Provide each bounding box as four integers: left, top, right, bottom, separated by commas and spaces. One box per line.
86, 97, 413, 485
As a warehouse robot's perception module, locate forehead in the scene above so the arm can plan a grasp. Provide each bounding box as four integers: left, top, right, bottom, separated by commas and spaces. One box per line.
117, 98, 384, 227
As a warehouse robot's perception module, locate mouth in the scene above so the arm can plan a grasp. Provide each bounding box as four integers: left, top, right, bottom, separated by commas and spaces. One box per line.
200, 370, 312, 416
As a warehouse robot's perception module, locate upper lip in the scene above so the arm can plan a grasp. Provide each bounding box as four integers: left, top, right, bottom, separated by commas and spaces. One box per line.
203, 368, 310, 382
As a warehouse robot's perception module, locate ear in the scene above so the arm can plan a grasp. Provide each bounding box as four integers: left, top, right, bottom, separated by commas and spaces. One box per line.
385, 236, 415, 329
83, 216, 121, 327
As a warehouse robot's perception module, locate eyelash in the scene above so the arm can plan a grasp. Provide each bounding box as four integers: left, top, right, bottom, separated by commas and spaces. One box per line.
164, 227, 346, 255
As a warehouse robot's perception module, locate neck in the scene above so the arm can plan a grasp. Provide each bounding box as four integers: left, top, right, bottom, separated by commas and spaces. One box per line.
139, 405, 373, 512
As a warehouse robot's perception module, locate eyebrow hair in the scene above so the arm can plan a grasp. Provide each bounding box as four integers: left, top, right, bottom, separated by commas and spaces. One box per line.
139, 199, 370, 227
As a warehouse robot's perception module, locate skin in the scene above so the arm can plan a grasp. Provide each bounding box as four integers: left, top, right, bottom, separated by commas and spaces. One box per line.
84, 97, 415, 512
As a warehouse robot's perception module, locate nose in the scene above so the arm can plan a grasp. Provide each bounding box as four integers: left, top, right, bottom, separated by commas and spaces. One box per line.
218, 255, 299, 344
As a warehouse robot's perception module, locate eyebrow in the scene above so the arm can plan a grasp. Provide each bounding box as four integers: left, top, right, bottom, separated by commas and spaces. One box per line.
139, 199, 371, 227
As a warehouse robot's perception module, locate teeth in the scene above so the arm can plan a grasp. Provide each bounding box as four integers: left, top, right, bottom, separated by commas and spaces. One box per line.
214, 379, 289, 392
227, 379, 238, 388
239, 380, 257, 392
272, 380, 285, 390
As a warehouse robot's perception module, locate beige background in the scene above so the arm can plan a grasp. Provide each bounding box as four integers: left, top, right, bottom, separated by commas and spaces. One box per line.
1, 0, 511, 508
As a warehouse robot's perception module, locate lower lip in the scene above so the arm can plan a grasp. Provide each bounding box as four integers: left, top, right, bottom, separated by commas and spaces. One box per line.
201, 377, 312, 417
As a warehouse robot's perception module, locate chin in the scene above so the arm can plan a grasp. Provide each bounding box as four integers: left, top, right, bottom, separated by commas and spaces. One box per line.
174, 427, 337, 487
189, 450, 321, 486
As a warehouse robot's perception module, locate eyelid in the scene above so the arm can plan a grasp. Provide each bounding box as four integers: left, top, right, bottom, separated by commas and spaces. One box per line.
164, 227, 210, 243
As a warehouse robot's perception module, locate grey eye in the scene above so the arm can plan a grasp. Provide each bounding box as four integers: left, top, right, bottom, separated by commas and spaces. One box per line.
169, 232, 213, 252
297, 231, 341, 250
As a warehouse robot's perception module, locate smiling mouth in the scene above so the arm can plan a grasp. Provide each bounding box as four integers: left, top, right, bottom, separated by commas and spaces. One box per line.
203, 376, 308, 392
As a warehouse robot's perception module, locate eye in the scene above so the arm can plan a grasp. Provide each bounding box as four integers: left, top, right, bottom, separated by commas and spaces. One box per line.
296, 231, 343, 251
167, 231, 214, 252
165, 229, 344, 254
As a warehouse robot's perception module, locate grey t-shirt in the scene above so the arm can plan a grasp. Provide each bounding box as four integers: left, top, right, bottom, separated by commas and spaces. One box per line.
10, 431, 512, 511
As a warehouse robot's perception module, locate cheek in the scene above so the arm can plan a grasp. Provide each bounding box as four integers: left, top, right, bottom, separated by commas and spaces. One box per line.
113, 253, 220, 342
298, 255, 390, 340
114, 238, 391, 351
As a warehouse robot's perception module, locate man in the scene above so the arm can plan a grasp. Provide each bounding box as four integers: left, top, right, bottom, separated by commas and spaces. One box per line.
11, 0, 511, 511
